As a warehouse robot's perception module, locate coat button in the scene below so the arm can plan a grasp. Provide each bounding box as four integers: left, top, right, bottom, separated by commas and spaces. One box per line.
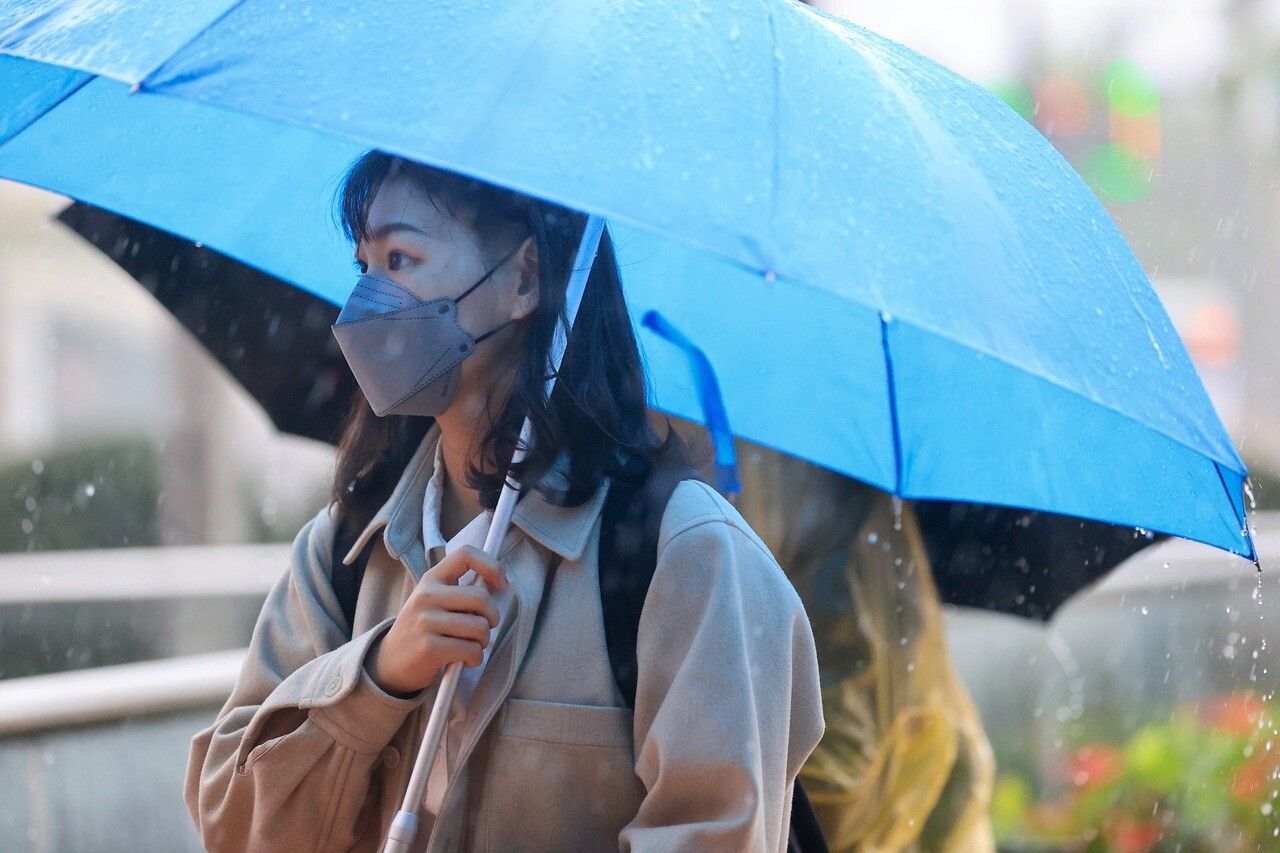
381, 747, 400, 768
324, 675, 343, 697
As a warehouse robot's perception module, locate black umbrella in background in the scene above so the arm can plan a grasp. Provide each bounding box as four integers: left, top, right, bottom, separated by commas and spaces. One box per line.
57, 201, 1163, 621
57, 202, 357, 446
912, 500, 1162, 620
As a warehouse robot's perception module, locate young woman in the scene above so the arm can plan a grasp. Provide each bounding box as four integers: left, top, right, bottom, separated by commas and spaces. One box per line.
185, 151, 824, 851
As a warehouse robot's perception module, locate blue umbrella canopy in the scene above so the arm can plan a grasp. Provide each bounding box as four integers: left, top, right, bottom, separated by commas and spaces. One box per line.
55, 199, 1166, 620
0, 0, 1254, 558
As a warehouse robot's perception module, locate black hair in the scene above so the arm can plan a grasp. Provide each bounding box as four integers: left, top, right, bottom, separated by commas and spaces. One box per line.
330, 151, 688, 533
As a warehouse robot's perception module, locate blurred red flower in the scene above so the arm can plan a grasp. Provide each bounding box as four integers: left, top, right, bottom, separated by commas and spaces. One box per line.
1203, 693, 1265, 736
1067, 745, 1123, 788
1104, 818, 1163, 853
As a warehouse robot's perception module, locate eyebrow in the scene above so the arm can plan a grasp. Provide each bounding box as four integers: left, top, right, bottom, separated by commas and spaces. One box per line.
364, 221, 430, 242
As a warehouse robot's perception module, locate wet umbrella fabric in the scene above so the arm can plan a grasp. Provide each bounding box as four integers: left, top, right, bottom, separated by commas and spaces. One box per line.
0, 0, 1253, 560
56, 201, 1166, 620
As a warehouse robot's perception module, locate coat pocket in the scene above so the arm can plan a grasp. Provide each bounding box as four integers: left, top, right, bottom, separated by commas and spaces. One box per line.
473, 698, 646, 852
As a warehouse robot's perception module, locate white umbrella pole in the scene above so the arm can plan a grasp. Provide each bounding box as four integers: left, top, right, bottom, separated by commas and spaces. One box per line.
384, 216, 606, 853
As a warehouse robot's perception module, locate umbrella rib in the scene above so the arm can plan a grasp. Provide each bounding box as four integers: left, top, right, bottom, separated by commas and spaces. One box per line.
135, 0, 253, 88
763, 0, 782, 253
880, 313, 904, 495
1214, 461, 1257, 562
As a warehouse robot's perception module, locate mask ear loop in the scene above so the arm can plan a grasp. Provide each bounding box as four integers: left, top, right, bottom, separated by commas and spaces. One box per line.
452, 242, 525, 305
455, 240, 530, 350
470, 318, 517, 347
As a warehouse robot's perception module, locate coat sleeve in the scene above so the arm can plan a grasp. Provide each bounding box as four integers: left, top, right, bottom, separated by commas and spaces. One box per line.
620, 482, 825, 852
184, 505, 428, 852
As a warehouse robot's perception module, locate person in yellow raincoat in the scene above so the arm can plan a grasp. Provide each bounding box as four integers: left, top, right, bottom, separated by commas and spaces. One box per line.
734, 442, 997, 852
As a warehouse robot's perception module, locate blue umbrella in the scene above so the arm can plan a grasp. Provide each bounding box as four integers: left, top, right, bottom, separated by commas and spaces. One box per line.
0, 0, 1254, 565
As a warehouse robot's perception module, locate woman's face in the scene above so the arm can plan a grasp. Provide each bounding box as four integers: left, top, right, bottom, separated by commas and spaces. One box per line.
354, 177, 536, 413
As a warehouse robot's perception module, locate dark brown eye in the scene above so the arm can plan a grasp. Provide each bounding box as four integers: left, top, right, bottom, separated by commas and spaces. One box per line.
388, 251, 410, 271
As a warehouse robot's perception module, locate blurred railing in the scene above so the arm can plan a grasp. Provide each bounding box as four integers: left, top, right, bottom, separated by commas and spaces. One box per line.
0, 544, 283, 851
0, 543, 285, 603
0, 649, 245, 737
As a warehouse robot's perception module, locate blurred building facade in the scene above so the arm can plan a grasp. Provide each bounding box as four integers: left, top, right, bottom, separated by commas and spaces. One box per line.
0, 182, 331, 551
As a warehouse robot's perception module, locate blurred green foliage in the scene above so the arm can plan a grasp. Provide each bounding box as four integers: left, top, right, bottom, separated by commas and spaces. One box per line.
0, 438, 159, 552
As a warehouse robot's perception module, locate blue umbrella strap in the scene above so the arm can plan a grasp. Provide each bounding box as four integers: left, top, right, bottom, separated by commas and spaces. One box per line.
641, 310, 740, 494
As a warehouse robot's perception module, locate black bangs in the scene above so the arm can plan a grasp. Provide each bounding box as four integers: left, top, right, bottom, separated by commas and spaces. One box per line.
335, 151, 391, 245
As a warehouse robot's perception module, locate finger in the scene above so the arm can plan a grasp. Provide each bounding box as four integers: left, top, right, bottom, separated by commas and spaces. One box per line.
423, 612, 493, 647
459, 546, 506, 593
430, 545, 506, 592
432, 636, 485, 669
421, 585, 501, 628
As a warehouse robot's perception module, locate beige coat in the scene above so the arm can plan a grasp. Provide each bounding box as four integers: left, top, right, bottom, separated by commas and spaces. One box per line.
185, 427, 824, 852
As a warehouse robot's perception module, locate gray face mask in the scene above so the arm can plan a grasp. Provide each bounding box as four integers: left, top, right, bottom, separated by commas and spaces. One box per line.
331, 247, 520, 417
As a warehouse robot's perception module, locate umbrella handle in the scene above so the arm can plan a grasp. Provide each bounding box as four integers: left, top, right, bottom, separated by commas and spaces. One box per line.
383, 424, 528, 853
382, 217, 605, 852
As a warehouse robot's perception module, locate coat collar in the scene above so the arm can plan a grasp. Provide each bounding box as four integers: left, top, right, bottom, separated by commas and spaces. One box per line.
341, 423, 609, 573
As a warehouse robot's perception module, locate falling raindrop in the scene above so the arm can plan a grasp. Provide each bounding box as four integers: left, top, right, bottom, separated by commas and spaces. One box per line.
72, 482, 96, 510
260, 496, 279, 526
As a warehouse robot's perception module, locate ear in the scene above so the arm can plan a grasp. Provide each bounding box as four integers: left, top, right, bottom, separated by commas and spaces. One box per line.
510, 236, 540, 320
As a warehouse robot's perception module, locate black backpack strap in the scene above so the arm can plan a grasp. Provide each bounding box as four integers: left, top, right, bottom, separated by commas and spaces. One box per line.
598, 464, 828, 853
598, 464, 704, 709
331, 519, 373, 637
788, 781, 828, 853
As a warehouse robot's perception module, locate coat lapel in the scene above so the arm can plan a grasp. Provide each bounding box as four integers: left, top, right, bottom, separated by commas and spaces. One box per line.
341, 425, 612, 777
442, 476, 612, 807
